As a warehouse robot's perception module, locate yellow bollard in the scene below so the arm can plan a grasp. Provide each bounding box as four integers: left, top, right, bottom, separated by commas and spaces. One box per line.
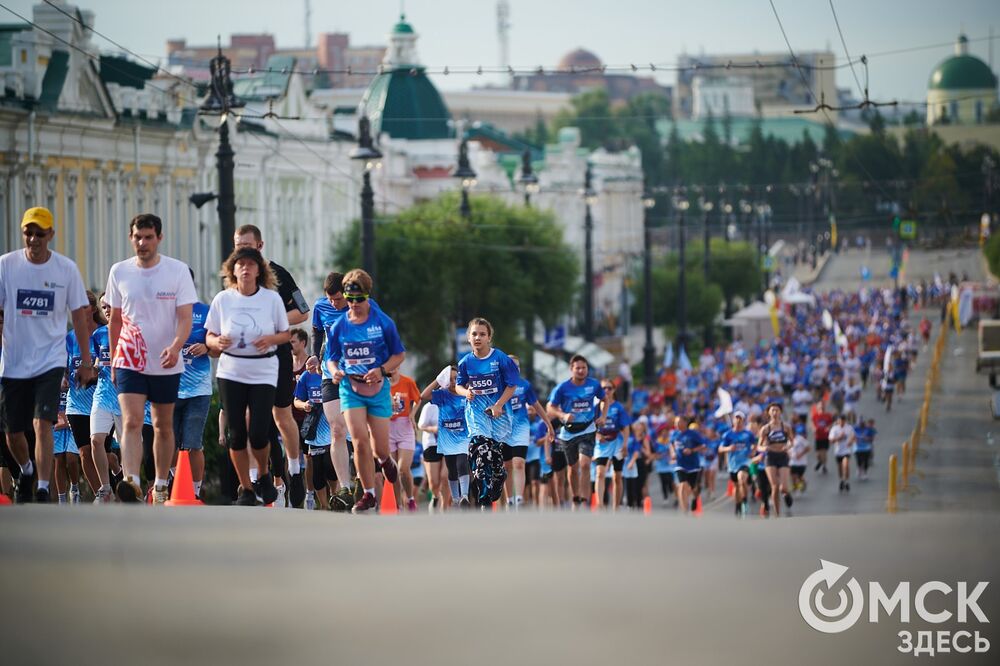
901, 441, 910, 491
888, 454, 898, 513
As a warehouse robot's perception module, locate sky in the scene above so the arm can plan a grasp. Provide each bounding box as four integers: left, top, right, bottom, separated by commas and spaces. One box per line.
3, 0, 999, 104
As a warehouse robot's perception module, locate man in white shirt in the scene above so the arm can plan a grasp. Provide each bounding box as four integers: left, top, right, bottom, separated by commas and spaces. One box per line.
106, 214, 196, 504
0, 207, 96, 503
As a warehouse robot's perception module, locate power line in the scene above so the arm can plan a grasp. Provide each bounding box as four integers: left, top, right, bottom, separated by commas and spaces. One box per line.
828, 0, 864, 99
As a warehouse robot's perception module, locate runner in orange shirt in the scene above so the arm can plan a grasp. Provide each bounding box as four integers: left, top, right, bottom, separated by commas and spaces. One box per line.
388, 370, 421, 511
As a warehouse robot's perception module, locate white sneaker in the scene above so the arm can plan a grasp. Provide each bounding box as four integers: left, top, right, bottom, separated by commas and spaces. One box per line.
69, 485, 81, 505
272, 483, 287, 508
304, 491, 316, 511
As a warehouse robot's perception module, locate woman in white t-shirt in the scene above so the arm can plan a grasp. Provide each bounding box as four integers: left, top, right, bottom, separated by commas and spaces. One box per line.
417, 401, 444, 508
206, 248, 290, 507
829, 414, 856, 494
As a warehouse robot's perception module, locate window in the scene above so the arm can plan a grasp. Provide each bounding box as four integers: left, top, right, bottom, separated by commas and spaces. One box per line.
976, 100, 984, 123
950, 101, 959, 123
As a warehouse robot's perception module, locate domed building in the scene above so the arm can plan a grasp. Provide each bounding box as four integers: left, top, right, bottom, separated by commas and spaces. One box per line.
927, 34, 997, 125
357, 14, 453, 140
512, 47, 668, 105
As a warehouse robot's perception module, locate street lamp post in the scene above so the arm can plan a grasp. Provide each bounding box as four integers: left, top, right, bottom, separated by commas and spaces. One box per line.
582, 162, 597, 342
349, 116, 383, 277
518, 149, 539, 207
454, 138, 477, 218
642, 190, 657, 386
700, 197, 715, 348
674, 191, 690, 351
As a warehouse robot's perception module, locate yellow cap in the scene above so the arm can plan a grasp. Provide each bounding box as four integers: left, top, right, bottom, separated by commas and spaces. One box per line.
21, 207, 54, 230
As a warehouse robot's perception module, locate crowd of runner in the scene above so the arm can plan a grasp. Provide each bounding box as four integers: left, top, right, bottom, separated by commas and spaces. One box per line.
0, 207, 946, 515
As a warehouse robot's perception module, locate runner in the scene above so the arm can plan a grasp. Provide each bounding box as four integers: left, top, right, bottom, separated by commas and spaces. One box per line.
547, 355, 606, 508
206, 247, 290, 507
525, 405, 547, 506
1, 206, 96, 504
811, 396, 833, 474
89, 295, 120, 502
791, 383, 812, 426
504, 355, 554, 509
854, 417, 876, 481
421, 366, 470, 508
593, 380, 631, 509
52, 388, 79, 504
718, 411, 754, 517
829, 413, 856, 493
293, 358, 336, 510
789, 423, 811, 493
106, 214, 195, 504
670, 416, 705, 515
417, 396, 443, 510
758, 402, 794, 517
174, 271, 214, 499
233, 225, 309, 508
388, 370, 421, 511
455, 318, 519, 507
325, 270, 405, 513
64, 291, 103, 498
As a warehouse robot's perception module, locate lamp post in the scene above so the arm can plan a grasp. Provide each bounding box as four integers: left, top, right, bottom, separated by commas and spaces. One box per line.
518, 149, 539, 207
454, 139, 477, 218
582, 162, 598, 342
349, 116, 382, 277
194, 43, 244, 264
699, 197, 714, 348
641, 190, 657, 386
673, 191, 690, 351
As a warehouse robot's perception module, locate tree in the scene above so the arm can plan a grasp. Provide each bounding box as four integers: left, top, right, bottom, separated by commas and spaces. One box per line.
551, 88, 619, 150
332, 193, 578, 380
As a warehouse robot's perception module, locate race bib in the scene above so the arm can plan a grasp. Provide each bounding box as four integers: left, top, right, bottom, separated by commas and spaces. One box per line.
443, 418, 464, 431
16, 289, 55, 317
467, 375, 498, 396
343, 341, 375, 368
571, 398, 591, 413
98, 347, 111, 367
308, 386, 322, 403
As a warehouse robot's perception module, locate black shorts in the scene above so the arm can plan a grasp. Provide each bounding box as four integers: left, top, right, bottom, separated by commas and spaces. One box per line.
729, 467, 750, 482
765, 451, 789, 468
114, 368, 181, 404
525, 460, 540, 482
790, 465, 806, 476
321, 378, 340, 404
556, 433, 596, 466
422, 445, 442, 463
836, 454, 851, 464
0, 437, 17, 469
593, 456, 625, 472
308, 447, 338, 487
501, 444, 528, 462
815, 438, 830, 451
675, 469, 700, 486
274, 344, 294, 409
67, 414, 91, 451
551, 449, 569, 473
0, 366, 64, 432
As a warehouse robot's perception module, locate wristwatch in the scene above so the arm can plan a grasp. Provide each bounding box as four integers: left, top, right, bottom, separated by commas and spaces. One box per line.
380, 365, 390, 378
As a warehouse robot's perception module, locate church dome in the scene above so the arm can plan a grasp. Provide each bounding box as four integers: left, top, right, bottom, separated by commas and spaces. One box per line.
928, 35, 997, 90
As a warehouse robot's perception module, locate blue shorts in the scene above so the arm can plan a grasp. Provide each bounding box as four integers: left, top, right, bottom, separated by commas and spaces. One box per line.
53, 427, 79, 455
339, 376, 392, 418
114, 368, 181, 405
173, 395, 211, 451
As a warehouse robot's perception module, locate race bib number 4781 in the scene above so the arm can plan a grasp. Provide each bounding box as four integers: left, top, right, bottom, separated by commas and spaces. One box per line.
16, 289, 55, 316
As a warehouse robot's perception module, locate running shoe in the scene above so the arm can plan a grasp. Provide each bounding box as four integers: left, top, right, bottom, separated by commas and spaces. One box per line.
254, 475, 279, 506
69, 485, 81, 505
428, 496, 438, 511
352, 491, 377, 514
304, 491, 316, 511
236, 487, 258, 506
783, 493, 793, 509
838, 480, 845, 492
116, 478, 142, 503
759, 505, 769, 518
288, 473, 305, 508
152, 485, 169, 505
272, 483, 287, 508
93, 487, 113, 504
407, 498, 417, 512
459, 497, 471, 509
15, 472, 35, 504
110, 470, 123, 491
844, 482, 850, 493
380, 457, 398, 484
35, 487, 50, 504
330, 486, 353, 512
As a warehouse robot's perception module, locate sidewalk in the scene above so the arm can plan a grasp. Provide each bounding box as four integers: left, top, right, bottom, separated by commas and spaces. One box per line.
791, 251, 831, 286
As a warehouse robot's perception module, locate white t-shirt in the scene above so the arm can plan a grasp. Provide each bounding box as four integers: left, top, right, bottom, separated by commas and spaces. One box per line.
206, 287, 289, 385
106, 255, 197, 376
829, 423, 855, 457
790, 435, 810, 466
792, 389, 813, 416
418, 402, 439, 448
0, 249, 88, 378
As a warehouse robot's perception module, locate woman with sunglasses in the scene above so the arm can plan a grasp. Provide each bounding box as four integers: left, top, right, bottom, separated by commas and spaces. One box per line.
593, 380, 631, 509
326, 269, 405, 513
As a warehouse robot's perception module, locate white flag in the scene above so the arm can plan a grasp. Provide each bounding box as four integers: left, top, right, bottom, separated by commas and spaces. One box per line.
714, 388, 734, 418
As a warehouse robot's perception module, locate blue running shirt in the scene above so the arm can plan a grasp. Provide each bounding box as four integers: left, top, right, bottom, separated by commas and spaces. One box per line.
456, 348, 520, 442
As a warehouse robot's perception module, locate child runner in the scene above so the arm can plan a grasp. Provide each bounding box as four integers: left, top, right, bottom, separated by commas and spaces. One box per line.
421, 366, 470, 507
789, 424, 811, 493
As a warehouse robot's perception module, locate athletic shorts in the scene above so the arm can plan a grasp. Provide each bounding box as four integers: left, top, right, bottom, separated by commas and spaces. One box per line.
388, 417, 416, 453
53, 427, 79, 455
729, 466, 750, 482
90, 407, 122, 438
0, 438, 17, 470
525, 460, 540, 482
593, 456, 624, 472
550, 449, 569, 473
556, 433, 596, 466
320, 378, 340, 404
114, 368, 180, 405
422, 445, 442, 463
67, 414, 91, 451
307, 446, 338, 487
790, 465, 806, 476
0, 366, 64, 432
815, 438, 830, 451
339, 377, 391, 418
836, 454, 851, 464
501, 444, 528, 461
174, 395, 211, 451
674, 469, 700, 486
765, 451, 789, 468
274, 344, 295, 409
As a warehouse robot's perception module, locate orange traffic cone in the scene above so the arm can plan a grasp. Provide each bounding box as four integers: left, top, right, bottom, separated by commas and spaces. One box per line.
165, 450, 203, 506
379, 478, 397, 514
0, 494, 11, 506
726, 480, 735, 497
642, 495, 652, 515
590, 492, 599, 512
492, 501, 498, 512
694, 495, 703, 516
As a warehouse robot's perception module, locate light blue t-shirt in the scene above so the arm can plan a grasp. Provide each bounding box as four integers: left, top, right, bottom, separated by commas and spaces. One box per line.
65, 332, 96, 416
723, 428, 755, 473
431, 389, 469, 456
548, 376, 603, 441
456, 348, 520, 442
506, 377, 539, 447
178, 302, 212, 400
526, 417, 546, 463
327, 306, 404, 377
594, 400, 631, 460
90, 326, 119, 416
313, 296, 345, 380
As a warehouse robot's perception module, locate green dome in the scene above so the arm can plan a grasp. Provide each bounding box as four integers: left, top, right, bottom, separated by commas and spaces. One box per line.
393, 14, 414, 34
929, 54, 997, 90
359, 68, 453, 140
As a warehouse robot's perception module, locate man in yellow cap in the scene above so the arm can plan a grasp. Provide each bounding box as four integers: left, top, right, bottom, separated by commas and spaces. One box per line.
0, 207, 96, 503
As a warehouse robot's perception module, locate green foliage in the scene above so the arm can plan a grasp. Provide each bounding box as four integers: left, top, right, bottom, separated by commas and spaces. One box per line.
332, 193, 578, 381
985, 232, 1000, 279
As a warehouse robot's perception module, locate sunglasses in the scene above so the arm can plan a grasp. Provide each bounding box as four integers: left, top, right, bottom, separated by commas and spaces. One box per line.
344, 294, 368, 303
22, 230, 48, 239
